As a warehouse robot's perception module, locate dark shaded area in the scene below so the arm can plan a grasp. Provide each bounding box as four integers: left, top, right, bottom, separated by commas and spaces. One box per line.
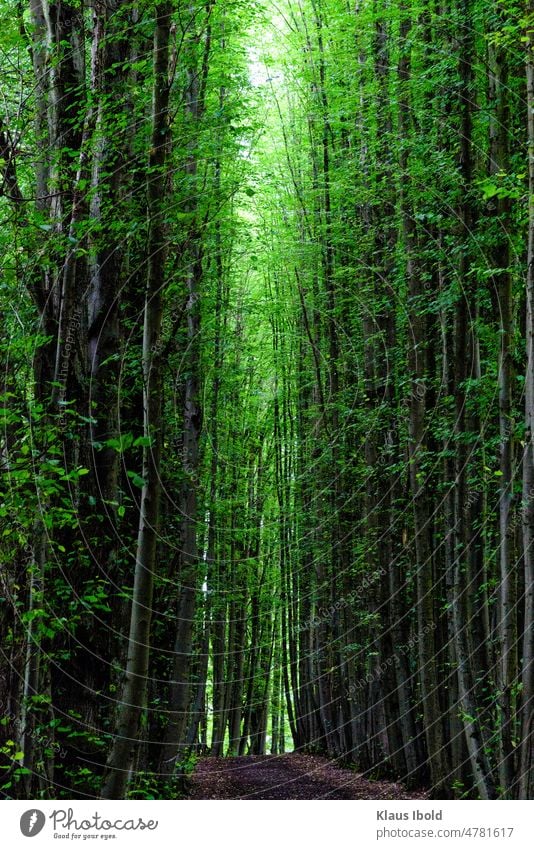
189, 753, 429, 800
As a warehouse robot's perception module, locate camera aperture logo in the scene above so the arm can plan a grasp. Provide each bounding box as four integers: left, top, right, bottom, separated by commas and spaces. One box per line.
20, 810, 46, 837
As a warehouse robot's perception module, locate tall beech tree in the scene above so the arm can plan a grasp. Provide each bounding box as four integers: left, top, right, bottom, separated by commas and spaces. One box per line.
0, 0, 533, 801
101, 1, 172, 799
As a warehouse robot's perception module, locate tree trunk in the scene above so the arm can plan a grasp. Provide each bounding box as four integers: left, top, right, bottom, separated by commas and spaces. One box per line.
520, 0, 534, 800
101, 3, 171, 799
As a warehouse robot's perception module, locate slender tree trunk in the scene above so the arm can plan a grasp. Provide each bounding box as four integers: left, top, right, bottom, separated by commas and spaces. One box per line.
488, 28, 516, 794
520, 1, 534, 800
451, 0, 496, 798
398, 4, 446, 795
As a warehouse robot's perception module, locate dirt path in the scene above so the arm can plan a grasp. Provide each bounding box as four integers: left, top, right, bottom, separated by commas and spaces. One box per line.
189, 753, 428, 800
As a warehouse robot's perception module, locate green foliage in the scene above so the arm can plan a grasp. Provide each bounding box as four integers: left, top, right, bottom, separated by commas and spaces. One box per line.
0, 0, 531, 802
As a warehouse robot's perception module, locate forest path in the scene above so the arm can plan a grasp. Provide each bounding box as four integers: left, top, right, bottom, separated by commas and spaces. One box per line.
189, 753, 428, 800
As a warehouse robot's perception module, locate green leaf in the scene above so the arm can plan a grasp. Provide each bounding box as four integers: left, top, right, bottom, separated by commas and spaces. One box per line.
133, 436, 152, 448
127, 470, 145, 488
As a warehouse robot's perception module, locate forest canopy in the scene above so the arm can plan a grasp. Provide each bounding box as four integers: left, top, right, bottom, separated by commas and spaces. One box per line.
0, 0, 533, 802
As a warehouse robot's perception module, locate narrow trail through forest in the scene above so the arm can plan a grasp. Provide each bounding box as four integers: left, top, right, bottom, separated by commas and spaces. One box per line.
189, 754, 429, 800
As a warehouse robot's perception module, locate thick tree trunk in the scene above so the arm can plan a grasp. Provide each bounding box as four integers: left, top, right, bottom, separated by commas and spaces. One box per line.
101, 3, 171, 799
160, 6, 212, 767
